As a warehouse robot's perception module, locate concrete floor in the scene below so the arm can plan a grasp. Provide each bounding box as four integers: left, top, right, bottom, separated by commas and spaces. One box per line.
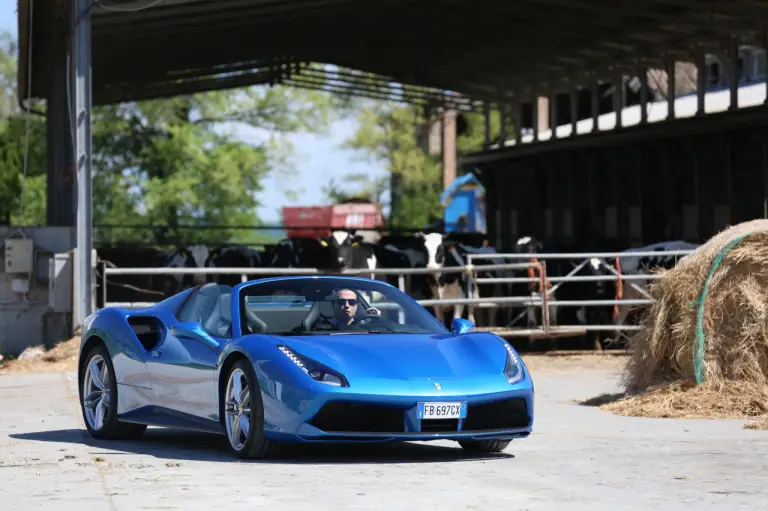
1, 364, 767, 510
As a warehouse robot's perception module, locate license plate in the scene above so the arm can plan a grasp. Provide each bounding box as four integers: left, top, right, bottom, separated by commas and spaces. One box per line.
417, 402, 467, 420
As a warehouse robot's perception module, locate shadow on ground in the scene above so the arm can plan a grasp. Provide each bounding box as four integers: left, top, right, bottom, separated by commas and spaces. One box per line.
577, 392, 627, 407
10, 428, 515, 464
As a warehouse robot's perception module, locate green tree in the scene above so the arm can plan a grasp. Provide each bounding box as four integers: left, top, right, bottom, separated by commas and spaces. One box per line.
0, 30, 353, 245
321, 172, 389, 206
456, 107, 512, 155
0, 31, 46, 226
340, 97, 514, 230
341, 102, 442, 229
91, 85, 352, 246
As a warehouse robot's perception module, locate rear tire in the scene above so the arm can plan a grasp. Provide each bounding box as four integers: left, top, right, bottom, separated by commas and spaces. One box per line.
458, 439, 511, 453
222, 359, 273, 459
78, 343, 147, 440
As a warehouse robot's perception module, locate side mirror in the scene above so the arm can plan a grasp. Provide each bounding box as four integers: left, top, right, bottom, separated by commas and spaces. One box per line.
451, 318, 475, 335
171, 321, 219, 349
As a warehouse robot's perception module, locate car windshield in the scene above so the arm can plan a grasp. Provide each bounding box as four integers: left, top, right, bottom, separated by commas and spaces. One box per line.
239, 277, 448, 336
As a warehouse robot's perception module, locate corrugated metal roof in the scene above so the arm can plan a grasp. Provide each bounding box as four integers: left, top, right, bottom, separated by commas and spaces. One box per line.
16, 0, 768, 107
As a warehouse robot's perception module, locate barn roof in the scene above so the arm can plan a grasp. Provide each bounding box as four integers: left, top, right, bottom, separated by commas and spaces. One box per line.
462, 80, 768, 164
17, 0, 768, 107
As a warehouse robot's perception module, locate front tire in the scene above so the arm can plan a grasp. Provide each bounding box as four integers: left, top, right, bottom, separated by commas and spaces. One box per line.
78, 344, 147, 440
458, 439, 511, 453
223, 359, 273, 459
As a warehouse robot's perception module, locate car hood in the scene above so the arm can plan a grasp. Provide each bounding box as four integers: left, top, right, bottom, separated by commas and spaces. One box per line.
273, 332, 508, 380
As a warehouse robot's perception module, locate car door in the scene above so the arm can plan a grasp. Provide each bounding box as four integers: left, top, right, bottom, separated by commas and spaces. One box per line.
146, 284, 230, 421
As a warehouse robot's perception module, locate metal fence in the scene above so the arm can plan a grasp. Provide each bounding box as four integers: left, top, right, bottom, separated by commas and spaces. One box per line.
100, 248, 697, 339
465, 249, 696, 337
101, 262, 544, 307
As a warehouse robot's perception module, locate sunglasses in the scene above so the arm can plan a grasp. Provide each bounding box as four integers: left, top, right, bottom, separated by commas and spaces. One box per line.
335, 299, 358, 306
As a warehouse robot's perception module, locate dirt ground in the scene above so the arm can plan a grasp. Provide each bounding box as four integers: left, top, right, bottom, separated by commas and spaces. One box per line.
3, 359, 768, 510
521, 351, 628, 374
0, 337, 81, 374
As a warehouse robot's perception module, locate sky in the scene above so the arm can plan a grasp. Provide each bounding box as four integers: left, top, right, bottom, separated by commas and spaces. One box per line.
0, 3, 388, 225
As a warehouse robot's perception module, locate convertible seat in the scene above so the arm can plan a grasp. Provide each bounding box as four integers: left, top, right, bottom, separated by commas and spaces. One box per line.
204, 292, 233, 337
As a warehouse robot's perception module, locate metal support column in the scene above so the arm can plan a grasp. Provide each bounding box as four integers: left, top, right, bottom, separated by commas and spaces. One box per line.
46, 15, 75, 227
613, 72, 623, 128
482, 101, 491, 149
729, 40, 739, 111
569, 84, 578, 136
549, 93, 557, 139
696, 47, 706, 115
442, 109, 457, 190
763, 139, 768, 218
537, 96, 549, 140
667, 57, 676, 119
73, 0, 93, 326
639, 67, 648, 124
590, 79, 599, 132
498, 100, 507, 145
764, 27, 768, 105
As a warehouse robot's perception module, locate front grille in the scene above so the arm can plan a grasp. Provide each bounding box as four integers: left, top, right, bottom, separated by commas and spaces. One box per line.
310, 402, 406, 433
463, 397, 531, 431
420, 419, 458, 432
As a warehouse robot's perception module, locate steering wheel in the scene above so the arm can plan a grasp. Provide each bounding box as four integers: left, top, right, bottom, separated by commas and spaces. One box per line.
352, 313, 384, 325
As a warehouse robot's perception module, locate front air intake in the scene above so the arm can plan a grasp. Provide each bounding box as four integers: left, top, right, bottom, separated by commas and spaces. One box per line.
462, 397, 531, 431
309, 401, 407, 433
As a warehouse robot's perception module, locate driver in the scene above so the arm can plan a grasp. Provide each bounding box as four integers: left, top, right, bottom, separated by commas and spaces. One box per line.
331, 288, 381, 328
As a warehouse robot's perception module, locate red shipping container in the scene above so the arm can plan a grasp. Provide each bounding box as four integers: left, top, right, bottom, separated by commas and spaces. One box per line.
330, 203, 383, 230
282, 206, 333, 239
283, 203, 383, 239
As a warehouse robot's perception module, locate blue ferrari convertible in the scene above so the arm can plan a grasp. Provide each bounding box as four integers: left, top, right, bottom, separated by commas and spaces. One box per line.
78, 276, 534, 459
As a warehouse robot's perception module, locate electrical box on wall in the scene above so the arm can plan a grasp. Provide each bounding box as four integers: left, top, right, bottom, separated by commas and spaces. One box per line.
5, 237, 35, 274
49, 252, 73, 313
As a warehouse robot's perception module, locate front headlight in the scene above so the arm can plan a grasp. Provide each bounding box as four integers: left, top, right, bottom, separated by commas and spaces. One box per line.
502, 341, 524, 384
278, 345, 349, 387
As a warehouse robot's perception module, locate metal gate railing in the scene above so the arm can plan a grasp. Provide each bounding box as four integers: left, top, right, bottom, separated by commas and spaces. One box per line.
465, 249, 696, 336
100, 262, 548, 321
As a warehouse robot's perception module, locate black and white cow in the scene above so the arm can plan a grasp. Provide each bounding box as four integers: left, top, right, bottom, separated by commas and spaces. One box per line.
205, 244, 263, 287
268, 238, 303, 268
324, 230, 383, 303
95, 244, 213, 305
503, 236, 553, 330
505, 236, 593, 337
95, 246, 169, 306
328, 230, 377, 277
579, 240, 700, 347
419, 231, 474, 327
441, 233, 511, 329
160, 245, 212, 296
269, 231, 377, 275
269, 237, 335, 270
374, 233, 433, 301
415, 231, 509, 328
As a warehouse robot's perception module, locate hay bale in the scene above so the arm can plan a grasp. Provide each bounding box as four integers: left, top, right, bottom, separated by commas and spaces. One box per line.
624, 219, 768, 393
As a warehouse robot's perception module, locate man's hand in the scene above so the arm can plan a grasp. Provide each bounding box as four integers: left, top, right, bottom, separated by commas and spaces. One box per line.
365, 307, 381, 316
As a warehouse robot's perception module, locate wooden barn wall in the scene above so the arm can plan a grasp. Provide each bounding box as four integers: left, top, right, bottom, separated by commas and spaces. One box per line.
483, 126, 768, 252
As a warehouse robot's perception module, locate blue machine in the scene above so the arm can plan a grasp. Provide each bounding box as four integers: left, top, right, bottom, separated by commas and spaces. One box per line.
441, 173, 487, 233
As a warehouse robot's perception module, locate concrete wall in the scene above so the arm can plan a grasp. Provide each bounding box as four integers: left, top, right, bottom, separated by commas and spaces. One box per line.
0, 226, 76, 356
